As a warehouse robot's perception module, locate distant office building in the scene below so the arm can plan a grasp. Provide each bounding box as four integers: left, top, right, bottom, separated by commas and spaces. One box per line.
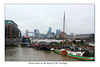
55, 32, 67, 39
5, 20, 21, 38
49, 27, 52, 33
39, 34, 47, 39
34, 29, 39, 39
47, 27, 52, 38
56, 29, 61, 35
70, 33, 74, 35
51, 32, 55, 36
25, 29, 28, 36
34, 29, 37, 36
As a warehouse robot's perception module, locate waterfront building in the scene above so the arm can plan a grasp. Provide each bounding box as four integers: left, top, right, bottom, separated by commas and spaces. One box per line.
55, 32, 67, 39
5, 20, 21, 39
67, 34, 92, 41
55, 32, 93, 40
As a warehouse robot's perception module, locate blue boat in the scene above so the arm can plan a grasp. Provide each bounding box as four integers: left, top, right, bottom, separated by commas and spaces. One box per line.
21, 36, 30, 46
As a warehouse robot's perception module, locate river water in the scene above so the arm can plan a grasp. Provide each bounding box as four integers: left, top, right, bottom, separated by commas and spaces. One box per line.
5, 43, 80, 61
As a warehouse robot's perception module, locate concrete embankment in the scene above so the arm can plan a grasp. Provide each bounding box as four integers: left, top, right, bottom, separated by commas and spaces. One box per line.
5, 38, 22, 46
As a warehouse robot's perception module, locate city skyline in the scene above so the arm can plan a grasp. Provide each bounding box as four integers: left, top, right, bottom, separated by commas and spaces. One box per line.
5, 4, 94, 35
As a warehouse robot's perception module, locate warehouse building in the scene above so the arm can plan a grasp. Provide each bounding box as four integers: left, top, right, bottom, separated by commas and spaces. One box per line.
5, 20, 21, 39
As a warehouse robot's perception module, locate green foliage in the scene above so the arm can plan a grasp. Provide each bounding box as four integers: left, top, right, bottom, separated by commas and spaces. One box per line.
80, 40, 84, 44
70, 40, 85, 46
72, 40, 76, 44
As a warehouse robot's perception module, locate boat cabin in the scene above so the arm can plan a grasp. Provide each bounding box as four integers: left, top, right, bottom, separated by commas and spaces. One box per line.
38, 41, 50, 45
22, 36, 30, 44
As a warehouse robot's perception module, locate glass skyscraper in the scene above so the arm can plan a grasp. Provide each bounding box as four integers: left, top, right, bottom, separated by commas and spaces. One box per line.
49, 27, 52, 33
34, 29, 39, 39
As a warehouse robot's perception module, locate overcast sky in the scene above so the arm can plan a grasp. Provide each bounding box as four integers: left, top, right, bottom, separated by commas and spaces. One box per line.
5, 4, 94, 35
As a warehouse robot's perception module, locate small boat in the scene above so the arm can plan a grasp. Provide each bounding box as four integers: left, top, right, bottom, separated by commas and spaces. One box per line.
45, 45, 55, 51
21, 36, 30, 46
34, 41, 55, 50
45, 43, 56, 51
30, 41, 38, 47
54, 48, 94, 61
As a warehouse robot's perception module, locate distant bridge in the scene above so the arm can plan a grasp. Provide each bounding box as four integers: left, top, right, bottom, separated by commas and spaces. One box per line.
25, 30, 34, 36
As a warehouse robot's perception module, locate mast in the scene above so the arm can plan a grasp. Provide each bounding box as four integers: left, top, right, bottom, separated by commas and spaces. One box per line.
63, 12, 65, 45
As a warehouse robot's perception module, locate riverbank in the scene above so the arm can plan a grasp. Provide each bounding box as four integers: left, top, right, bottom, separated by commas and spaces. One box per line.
5, 38, 22, 46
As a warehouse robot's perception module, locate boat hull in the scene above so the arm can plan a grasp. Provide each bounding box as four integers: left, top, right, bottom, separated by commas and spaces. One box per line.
54, 49, 94, 61
21, 42, 30, 47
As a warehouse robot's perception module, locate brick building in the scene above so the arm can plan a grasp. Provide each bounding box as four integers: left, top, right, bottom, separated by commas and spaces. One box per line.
5, 20, 21, 39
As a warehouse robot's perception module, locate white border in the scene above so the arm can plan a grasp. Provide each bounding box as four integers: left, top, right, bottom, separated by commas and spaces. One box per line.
0, 0, 99, 67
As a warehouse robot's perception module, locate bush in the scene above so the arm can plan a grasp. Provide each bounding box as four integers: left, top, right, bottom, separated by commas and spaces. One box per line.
72, 40, 76, 44
80, 40, 84, 44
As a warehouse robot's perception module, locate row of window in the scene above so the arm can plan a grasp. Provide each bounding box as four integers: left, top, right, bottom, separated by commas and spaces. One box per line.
5, 20, 18, 27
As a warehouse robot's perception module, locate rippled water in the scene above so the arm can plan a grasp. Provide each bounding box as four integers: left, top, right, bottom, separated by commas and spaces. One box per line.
5, 44, 80, 61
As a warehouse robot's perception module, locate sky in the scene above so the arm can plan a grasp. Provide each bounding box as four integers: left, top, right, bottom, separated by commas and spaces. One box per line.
5, 4, 94, 35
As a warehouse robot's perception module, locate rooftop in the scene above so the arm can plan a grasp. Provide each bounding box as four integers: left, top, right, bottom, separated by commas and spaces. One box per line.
5, 20, 18, 26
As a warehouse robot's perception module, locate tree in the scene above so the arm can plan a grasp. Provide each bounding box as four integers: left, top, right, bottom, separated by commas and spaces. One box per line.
80, 40, 84, 44
72, 40, 76, 44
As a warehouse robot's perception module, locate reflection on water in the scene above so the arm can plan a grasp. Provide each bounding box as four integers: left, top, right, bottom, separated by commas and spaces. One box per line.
5, 44, 80, 61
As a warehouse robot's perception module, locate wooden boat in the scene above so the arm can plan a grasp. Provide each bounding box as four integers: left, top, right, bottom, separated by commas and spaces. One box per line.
30, 41, 38, 47
30, 41, 53, 50
45, 45, 55, 51
54, 49, 94, 61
